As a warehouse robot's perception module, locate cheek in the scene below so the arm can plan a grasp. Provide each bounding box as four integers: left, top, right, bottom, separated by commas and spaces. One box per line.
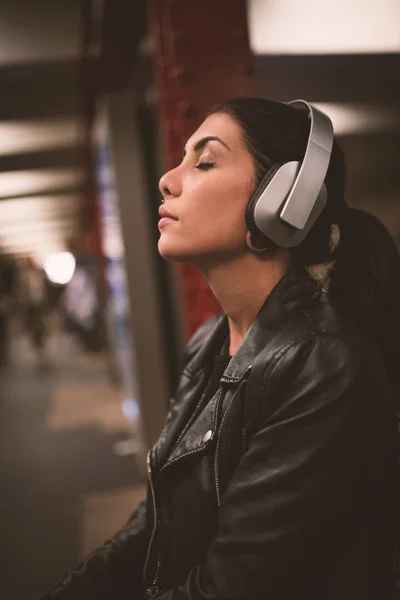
194, 201, 247, 243
189, 173, 250, 231
158, 171, 252, 259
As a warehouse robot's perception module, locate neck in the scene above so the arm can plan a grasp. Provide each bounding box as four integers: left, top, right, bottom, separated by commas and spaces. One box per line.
202, 252, 288, 356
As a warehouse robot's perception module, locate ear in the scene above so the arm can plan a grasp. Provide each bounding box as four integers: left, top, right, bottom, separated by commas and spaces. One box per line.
245, 231, 269, 254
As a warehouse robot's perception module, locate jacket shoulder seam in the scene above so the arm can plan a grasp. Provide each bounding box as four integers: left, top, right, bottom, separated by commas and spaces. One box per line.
256, 330, 346, 407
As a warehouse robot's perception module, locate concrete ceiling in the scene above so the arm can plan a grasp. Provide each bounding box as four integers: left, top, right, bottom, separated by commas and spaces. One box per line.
0, 0, 85, 262
0, 0, 81, 65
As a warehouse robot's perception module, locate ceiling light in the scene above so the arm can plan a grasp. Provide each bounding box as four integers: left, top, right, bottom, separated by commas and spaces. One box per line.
314, 102, 400, 135
247, 0, 400, 54
44, 252, 76, 285
0, 119, 79, 156
0, 169, 84, 198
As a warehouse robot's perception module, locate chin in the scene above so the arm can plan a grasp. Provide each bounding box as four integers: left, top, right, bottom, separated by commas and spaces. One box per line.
157, 235, 241, 269
157, 238, 189, 263
157, 239, 208, 268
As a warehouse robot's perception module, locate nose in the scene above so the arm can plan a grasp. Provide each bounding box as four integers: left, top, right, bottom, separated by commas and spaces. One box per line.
159, 166, 181, 202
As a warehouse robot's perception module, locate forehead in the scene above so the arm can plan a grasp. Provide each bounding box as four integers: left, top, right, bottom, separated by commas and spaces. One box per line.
188, 112, 245, 152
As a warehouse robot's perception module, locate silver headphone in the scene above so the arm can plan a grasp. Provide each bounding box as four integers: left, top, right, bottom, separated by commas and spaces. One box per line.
245, 99, 334, 249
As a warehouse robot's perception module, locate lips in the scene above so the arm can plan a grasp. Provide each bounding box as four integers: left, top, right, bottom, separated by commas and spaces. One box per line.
158, 206, 178, 220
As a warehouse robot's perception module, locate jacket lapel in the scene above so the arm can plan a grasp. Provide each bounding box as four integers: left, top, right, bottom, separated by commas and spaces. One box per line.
162, 387, 222, 468
152, 315, 228, 471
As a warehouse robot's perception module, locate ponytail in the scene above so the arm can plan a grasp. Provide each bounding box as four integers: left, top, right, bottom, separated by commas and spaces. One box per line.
329, 208, 400, 410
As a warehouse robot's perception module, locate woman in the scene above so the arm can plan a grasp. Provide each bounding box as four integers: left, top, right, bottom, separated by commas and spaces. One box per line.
44, 98, 400, 599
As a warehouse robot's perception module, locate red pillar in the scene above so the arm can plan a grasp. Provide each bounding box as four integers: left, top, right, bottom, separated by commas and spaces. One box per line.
149, 0, 258, 340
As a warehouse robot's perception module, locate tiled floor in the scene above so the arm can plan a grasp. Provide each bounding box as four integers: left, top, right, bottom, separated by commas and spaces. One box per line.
0, 331, 145, 599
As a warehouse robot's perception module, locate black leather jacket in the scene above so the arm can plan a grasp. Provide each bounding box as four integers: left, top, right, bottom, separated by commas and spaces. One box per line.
44, 272, 399, 600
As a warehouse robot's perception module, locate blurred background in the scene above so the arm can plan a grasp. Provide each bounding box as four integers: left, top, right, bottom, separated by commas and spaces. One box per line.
0, 0, 398, 597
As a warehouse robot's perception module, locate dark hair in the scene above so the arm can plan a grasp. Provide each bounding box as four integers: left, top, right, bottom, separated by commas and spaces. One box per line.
208, 98, 400, 410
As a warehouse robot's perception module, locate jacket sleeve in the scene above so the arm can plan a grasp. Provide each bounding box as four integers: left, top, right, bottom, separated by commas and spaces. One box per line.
42, 499, 148, 599
150, 332, 395, 600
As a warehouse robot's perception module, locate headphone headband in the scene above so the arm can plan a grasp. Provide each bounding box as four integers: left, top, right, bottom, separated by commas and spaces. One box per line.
280, 100, 334, 231
246, 99, 334, 248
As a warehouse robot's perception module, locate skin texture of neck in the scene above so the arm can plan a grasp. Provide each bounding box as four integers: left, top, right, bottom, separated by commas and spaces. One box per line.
203, 251, 289, 356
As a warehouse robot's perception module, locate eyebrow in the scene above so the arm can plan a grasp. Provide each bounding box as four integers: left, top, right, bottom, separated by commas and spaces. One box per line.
183, 135, 231, 157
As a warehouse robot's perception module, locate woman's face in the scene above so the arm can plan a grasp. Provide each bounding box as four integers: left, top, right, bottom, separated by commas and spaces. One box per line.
158, 112, 255, 268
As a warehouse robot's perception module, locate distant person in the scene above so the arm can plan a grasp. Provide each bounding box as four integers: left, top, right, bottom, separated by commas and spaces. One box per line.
16, 257, 49, 367
43, 99, 400, 599
62, 259, 106, 354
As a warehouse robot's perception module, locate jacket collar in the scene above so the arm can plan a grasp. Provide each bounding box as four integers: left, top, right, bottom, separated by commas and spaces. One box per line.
155, 270, 321, 473
185, 269, 321, 382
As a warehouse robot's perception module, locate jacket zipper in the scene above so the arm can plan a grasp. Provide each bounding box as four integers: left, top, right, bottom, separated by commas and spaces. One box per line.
143, 450, 158, 581
152, 559, 162, 589
144, 559, 162, 598
214, 374, 250, 506
214, 390, 237, 506
144, 389, 223, 588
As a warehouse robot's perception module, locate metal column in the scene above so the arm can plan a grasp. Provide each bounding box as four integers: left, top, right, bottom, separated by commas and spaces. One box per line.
106, 90, 171, 453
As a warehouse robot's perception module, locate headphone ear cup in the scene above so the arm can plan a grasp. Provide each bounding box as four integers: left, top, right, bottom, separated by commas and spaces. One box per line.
245, 162, 284, 239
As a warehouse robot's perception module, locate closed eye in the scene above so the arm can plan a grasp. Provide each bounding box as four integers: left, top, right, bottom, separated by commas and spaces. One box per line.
195, 162, 215, 171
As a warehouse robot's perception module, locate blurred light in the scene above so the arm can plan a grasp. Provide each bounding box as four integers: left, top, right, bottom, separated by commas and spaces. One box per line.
0, 232, 71, 249
0, 194, 81, 260
44, 252, 76, 285
0, 195, 81, 224
0, 169, 84, 198
122, 398, 140, 421
36, 245, 67, 255
113, 439, 141, 456
313, 102, 400, 135
0, 119, 79, 156
102, 226, 124, 259
34, 245, 69, 264
248, 0, 400, 54
0, 219, 77, 237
